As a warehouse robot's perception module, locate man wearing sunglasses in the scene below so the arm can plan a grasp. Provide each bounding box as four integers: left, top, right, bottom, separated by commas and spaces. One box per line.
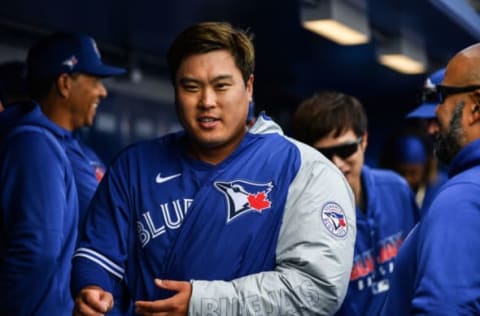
292, 90, 419, 316
381, 43, 480, 315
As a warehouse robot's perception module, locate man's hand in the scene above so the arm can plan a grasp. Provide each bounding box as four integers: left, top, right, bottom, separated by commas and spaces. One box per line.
135, 279, 192, 316
73, 285, 114, 316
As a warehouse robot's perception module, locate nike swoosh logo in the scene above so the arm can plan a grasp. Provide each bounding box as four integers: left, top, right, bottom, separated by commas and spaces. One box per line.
155, 172, 182, 184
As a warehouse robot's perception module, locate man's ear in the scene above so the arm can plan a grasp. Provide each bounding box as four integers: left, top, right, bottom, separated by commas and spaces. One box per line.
56, 73, 71, 98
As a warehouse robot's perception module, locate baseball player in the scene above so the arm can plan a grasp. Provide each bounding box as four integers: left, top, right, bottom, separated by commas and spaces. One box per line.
381, 43, 480, 315
0, 31, 124, 315
292, 91, 419, 316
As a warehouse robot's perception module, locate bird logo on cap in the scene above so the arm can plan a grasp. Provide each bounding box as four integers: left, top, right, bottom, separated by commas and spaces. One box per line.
62, 55, 78, 70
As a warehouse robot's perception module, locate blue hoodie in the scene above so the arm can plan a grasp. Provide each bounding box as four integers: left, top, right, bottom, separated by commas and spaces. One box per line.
67, 132, 105, 233
335, 166, 419, 316
381, 138, 480, 315
0, 102, 78, 315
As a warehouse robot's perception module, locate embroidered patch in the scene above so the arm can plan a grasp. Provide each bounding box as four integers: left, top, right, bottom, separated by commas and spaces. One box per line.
321, 202, 348, 238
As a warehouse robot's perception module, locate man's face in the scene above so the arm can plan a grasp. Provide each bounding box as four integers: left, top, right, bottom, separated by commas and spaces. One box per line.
68, 73, 107, 129
313, 129, 366, 192
174, 49, 253, 162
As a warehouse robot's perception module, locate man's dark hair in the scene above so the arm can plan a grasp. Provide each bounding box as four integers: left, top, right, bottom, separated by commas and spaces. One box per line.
166, 21, 255, 86
292, 90, 367, 146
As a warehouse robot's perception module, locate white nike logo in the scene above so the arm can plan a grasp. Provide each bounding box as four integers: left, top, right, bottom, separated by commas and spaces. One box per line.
155, 172, 182, 184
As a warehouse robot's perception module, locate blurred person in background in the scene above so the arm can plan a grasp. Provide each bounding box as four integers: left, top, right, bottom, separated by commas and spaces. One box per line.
292, 90, 419, 316
399, 68, 449, 213
0, 31, 124, 315
379, 126, 447, 215
26, 32, 125, 231
406, 68, 446, 136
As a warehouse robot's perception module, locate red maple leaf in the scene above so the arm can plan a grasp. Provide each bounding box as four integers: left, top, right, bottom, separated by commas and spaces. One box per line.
247, 192, 271, 211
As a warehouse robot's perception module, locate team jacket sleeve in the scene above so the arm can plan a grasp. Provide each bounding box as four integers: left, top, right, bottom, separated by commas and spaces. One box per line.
0, 132, 70, 314
189, 144, 356, 315
70, 156, 129, 299
411, 182, 480, 315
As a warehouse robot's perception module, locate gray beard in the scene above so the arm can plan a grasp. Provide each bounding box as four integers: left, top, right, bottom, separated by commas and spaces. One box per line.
434, 100, 465, 165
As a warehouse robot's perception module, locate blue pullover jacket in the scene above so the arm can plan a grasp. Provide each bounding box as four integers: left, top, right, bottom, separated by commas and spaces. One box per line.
381, 138, 480, 315
0, 103, 78, 315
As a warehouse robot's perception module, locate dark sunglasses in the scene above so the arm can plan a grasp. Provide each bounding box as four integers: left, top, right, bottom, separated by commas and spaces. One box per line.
436, 84, 480, 103
316, 137, 363, 161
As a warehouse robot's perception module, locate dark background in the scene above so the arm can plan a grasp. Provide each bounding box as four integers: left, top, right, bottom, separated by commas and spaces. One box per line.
1, 0, 479, 165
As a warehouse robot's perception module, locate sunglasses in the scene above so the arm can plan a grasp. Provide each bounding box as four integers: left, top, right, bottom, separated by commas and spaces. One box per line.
316, 137, 363, 161
436, 84, 480, 103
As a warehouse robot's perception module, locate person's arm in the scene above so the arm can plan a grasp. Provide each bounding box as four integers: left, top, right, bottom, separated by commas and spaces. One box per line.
412, 182, 480, 315
0, 132, 70, 314
71, 155, 131, 313
187, 145, 356, 315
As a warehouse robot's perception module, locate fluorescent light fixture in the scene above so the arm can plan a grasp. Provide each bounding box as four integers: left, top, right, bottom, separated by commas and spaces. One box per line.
301, 0, 370, 45
378, 36, 427, 74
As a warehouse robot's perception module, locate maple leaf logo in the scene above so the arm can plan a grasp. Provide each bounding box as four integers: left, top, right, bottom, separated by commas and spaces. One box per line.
247, 192, 271, 211
214, 180, 274, 223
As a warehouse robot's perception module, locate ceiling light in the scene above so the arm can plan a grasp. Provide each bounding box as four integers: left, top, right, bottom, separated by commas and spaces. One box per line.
377, 36, 427, 74
301, 0, 370, 45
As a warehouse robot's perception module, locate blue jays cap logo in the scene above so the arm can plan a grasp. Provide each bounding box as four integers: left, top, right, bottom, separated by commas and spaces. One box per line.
214, 180, 273, 223
321, 202, 348, 238
62, 55, 78, 70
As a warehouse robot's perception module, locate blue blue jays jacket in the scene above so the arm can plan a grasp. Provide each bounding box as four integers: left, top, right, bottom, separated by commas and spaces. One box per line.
381, 138, 480, 315
71, 115, 357, 315
336, 166, 419, 316
0, 103, 78, 315
420, 168, 448, 215
67, 133, 105, 232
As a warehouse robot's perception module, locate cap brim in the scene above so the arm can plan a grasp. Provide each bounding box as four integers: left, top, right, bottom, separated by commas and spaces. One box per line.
406, 103, 437, 119
84, 64, 126, 77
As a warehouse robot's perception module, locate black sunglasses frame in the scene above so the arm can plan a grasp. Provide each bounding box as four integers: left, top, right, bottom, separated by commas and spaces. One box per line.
436, 84, 480, 103
316, 137, 363, 161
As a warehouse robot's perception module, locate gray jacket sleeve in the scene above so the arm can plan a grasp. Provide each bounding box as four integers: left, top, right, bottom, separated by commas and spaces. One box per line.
189, 140, 356, 316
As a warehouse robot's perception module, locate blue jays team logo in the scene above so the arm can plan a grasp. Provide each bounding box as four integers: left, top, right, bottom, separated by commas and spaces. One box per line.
321, 202, 348, 238
62, 55, 78, 69
214, 180, 273, 223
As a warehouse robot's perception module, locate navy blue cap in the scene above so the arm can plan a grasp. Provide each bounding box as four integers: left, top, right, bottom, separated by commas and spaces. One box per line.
392, 136, 427, 164
407, 68, 445, 119
27, 32, 125, 78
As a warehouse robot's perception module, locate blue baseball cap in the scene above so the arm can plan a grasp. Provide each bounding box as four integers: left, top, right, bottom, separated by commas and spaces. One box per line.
406, 68, 445, 119
392, 136, 427, 164
27, 32, 125, 78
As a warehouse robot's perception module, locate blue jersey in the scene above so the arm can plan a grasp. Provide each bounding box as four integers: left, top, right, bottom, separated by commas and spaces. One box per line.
336, 166, 419, 316
0, 103, 78, 315
381, 139, 480, 315
72, 114, 357, 315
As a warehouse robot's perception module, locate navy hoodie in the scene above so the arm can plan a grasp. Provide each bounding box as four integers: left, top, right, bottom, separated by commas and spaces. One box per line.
0, 102, 78, 315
